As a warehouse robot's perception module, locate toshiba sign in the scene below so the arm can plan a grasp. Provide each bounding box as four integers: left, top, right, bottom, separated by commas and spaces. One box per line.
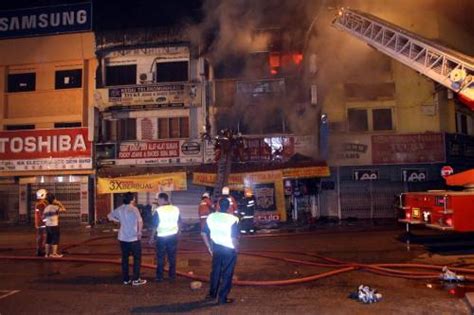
0, 128, 92, 171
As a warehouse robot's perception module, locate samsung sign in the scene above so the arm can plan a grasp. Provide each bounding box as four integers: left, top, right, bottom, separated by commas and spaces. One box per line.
0, 3, 92, 39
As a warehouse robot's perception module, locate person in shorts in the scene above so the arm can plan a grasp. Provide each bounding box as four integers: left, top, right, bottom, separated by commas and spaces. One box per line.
42, 193, 66, 258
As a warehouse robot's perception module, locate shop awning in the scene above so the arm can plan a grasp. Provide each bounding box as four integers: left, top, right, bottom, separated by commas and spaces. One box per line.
97, 172, 187, 194
445, 169, 474, 187
193, 165, 330, 188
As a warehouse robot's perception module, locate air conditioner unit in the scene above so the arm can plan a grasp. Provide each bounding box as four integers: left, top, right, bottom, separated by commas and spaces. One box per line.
139, 72, 153, 84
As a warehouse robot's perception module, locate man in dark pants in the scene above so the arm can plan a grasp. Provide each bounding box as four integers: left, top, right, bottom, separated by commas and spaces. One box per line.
108, 192, 146, 286
201, 198, 239, 305
149, 192, 180, 282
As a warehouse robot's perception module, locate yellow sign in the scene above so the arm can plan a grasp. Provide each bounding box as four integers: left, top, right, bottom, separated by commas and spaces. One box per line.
97, 172, 187, 194
412, 207, 420, 219
283, 166, 330, 178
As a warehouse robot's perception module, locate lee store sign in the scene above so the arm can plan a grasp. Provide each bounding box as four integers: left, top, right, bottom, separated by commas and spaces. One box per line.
0, 128, 92, 171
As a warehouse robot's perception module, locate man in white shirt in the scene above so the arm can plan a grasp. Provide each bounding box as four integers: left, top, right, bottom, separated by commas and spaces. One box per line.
108, 192, 146, 286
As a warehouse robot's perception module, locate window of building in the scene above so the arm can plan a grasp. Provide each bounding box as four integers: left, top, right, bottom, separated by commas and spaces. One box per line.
5, 124, 35, 130
156, 61, 188, 82
456, 112, 472, 135
348, 108, 368, 132
101, 119, 117, 142
158, 117, 189, 139
118, 118, 136, 141
347, 107, 394, 132
7, 73, 36, 92
372, 108, 393, 131
54, 122, 82, 128
55, 69, 82, 89
106, 64, 137, 86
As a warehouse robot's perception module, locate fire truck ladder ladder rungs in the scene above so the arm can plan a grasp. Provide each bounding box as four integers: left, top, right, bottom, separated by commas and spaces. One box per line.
333, 9, 474, 93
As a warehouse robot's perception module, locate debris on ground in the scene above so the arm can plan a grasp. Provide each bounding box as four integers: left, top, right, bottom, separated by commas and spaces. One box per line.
349, 285, 383, 304
190, 281, 202, 290
440, 266, 465, 282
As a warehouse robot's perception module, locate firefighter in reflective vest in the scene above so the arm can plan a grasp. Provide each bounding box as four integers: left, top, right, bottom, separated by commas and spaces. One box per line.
149, 192, 180, 282
198, 192, 213, 229
34, 189, 49, 256
201, 198, 239, 305
216, 186, 238, 215
239, 187, 256, 234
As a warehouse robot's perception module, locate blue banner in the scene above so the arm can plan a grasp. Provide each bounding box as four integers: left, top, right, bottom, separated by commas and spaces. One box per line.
0, 3, 92, 39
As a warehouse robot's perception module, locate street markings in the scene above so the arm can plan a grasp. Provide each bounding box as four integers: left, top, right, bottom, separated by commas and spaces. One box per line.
0, 290, 20, 300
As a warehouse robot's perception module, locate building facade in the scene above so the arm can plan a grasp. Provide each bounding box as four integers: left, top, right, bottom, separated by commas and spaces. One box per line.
0, 4, 96, 225
316, 2, 474, 219
93, 28, 211, 224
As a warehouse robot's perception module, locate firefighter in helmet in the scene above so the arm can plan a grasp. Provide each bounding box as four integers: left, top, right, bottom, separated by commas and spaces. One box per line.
34, 189, 49, 256
216, 186, 238, 215
198, 192, 213, 229
239, 187, 256, 234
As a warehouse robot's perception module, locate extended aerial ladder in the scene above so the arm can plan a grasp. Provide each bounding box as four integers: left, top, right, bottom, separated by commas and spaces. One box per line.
333, 8, 474, 110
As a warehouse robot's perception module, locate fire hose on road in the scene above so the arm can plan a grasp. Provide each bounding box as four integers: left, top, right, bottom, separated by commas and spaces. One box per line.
1, 234, 474, 286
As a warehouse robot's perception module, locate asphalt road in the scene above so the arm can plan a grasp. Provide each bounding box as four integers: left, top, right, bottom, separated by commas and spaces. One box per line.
0, 224, 472, 314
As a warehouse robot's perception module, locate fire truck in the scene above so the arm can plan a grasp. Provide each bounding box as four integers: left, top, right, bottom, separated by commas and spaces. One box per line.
397, 169, 474, 231
333, 9, 474, 232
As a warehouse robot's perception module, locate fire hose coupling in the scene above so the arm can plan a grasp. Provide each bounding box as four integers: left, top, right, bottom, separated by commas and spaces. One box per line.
440, 266, 465, 282
349, 285, 382, 304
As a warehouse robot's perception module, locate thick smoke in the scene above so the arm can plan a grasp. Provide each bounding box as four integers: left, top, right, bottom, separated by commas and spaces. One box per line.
185, 0, 473, 148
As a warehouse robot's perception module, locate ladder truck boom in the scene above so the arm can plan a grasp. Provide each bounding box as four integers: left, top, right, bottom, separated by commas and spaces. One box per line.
333, 8, 474, 110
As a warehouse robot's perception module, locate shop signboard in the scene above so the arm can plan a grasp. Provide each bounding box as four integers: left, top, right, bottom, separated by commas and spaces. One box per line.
94, 83, 202, 109
372, 133, 445, 164
243, 136, 294, 161
353, 169, 379, 181
97, 172, 187, 194
402, 169, 427, 182
328, 134, 372, 166
0, 3, 92, 39
114, 139, 202, 165
445, 133, 474, 164
0, 128, 92, 171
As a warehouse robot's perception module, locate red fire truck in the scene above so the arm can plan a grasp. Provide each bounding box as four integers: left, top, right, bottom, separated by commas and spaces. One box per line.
398, 170, 474, 232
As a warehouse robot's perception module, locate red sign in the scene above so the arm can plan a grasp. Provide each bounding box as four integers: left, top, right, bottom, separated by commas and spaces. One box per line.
372, 133, 445, 164
243, 137, 294, 161
118, 141, 180, 159
0, 128, 91, 160
441, 165, 454, 177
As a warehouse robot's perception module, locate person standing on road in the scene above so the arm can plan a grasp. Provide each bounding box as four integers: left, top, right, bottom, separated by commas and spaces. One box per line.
42, 192, 66, 258
34, 189, 49, 256
149, 192, 180, 282
201, 198, 239, 305
198, 192, 213, 229
108, 192, 147, 286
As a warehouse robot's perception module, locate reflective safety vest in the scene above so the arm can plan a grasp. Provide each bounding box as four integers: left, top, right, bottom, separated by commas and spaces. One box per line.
156, 204, 180, 237
207, 212, 239, 249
